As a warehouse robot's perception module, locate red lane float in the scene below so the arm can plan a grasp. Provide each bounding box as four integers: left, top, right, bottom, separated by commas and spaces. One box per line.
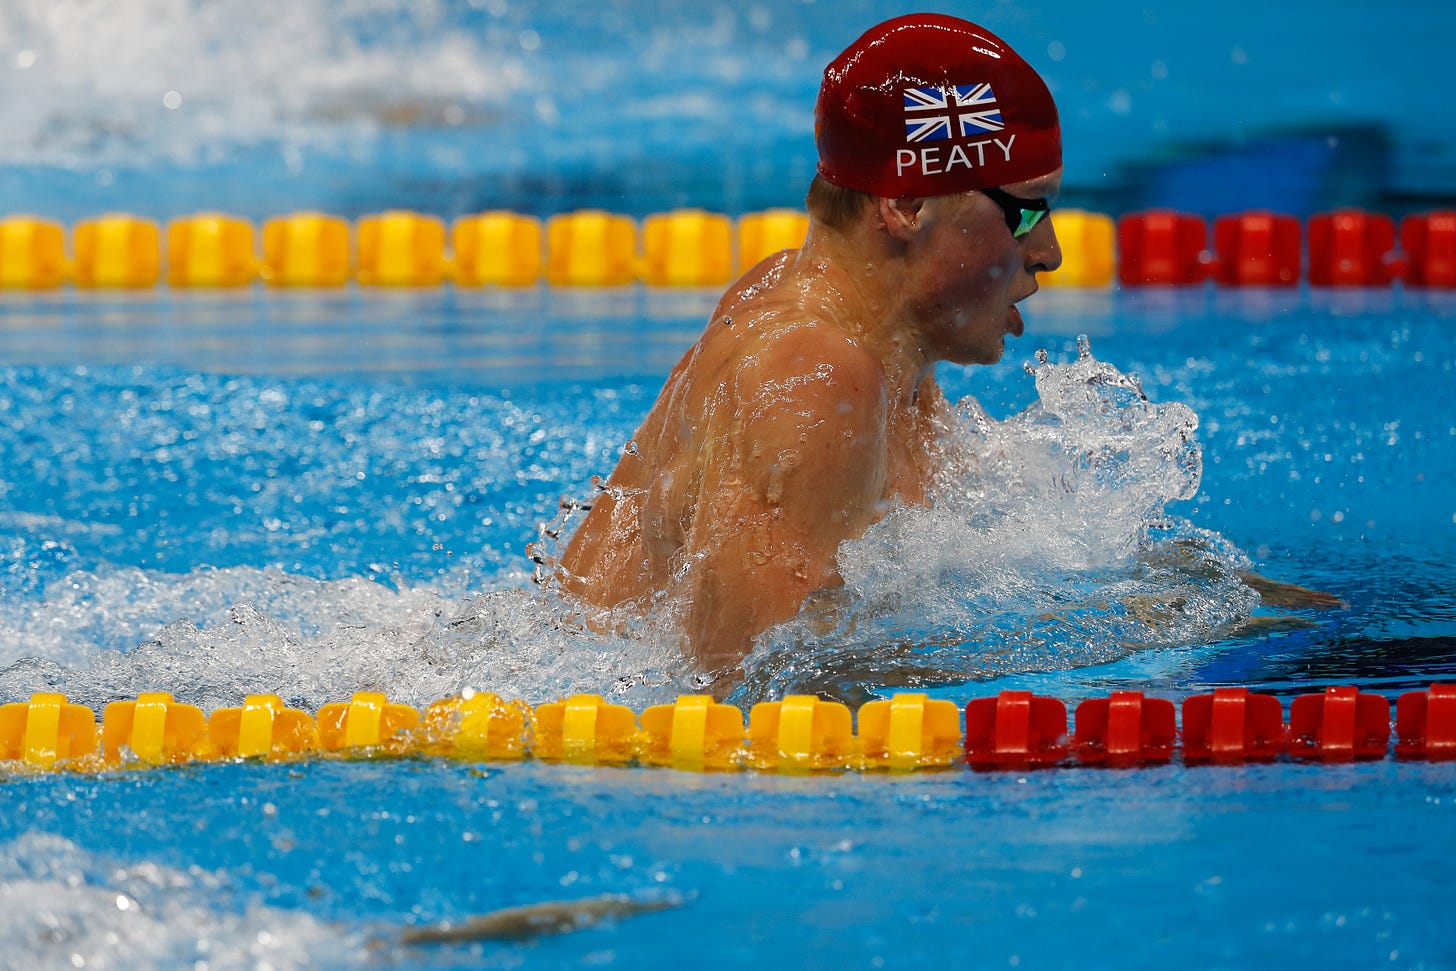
963, 690, 1068, 770
1288, 685, 1391, 761
1400, 211, 1456, 288
1212, 210, 1301, 286
1117, 210, 1208, 285
1181, 687, 1286, 763
1395, 684, 1456, 760
1072, 691, 1177, 766
1308, 209, 1396, 286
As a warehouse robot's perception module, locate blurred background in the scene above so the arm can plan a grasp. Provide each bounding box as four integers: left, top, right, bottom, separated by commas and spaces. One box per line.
0, 0, 1451, 222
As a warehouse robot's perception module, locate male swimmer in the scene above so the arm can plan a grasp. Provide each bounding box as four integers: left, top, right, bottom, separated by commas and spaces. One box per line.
558, 14, 1063, 680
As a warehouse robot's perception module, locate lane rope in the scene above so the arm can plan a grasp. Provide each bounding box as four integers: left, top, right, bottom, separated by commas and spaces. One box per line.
2, 208, 1452, 290
2, 684, 1452, 775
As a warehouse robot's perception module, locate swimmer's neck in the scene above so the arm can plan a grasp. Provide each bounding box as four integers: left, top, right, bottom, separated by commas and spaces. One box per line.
790, 222, 938, 404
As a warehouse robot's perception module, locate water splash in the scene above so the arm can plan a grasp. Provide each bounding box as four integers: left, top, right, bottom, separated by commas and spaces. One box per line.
0, 570, 698, 714
0, 0, 520, 168
0, 341, 1262, 712
733, 338, 1254, 704
0, 833, 362, 968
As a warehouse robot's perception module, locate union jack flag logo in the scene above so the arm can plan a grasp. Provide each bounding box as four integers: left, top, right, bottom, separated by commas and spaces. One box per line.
902, 83, 1004, 143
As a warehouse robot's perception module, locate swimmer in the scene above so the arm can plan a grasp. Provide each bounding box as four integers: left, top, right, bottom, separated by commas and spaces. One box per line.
557, 14, 1066, 682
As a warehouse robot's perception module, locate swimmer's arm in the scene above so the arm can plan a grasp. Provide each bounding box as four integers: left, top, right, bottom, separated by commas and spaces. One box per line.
679, 335, 887, 675
1238, 571, 1346, 609
1145, 539, 1345, 609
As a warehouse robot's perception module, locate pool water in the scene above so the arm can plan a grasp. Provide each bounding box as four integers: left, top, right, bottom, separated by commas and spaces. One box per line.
1, 285, 1453, 968
3, 0, 1456, 966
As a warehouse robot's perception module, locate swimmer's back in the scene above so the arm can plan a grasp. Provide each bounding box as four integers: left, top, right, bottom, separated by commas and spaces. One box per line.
558, 248, 881, 608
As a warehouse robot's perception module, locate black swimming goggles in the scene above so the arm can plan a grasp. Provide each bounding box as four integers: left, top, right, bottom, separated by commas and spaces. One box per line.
980, 185, 1052, 239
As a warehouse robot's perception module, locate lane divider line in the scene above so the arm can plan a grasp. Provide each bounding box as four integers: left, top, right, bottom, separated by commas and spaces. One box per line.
2, 208, 1452, 290
1, 684, 1451, 776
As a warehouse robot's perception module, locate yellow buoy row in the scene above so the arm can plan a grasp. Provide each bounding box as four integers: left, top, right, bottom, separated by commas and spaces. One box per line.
0, 207, 1117, 290
0, 690, 962, 775
1038, 209, 1117, 288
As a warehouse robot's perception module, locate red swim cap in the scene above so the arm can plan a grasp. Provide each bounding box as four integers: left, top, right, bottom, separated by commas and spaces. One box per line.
815, 14, 1061, 198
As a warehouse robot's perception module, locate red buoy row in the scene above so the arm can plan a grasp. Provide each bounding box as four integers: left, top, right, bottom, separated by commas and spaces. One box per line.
964, 684, 1456, 769
1117, 209, 1456, 287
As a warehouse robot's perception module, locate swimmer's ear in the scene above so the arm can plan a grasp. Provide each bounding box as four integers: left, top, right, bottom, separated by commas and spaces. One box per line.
876, 196, 926, 242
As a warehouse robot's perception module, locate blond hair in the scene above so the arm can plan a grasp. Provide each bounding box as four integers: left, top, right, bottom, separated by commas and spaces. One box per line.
804, 174, 871, 230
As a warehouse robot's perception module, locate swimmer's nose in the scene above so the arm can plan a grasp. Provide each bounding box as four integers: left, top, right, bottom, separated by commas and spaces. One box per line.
1027, 215, 1062, 275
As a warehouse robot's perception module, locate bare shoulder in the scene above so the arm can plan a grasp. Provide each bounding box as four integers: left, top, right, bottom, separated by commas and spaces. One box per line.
718, 316, 890, 484
711, 249, 795, 321
736, 315, 885, 402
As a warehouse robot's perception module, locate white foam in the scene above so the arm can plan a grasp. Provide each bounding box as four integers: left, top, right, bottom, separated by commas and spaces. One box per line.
0, 341, 1259, 711
0, 563, 698, 713
0, 0, 520, 167
735, 339, 1256, 702
0, 833, 362, 969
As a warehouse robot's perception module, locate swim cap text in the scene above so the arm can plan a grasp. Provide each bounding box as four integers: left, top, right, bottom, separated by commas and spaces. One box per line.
895, 134, 1016, 179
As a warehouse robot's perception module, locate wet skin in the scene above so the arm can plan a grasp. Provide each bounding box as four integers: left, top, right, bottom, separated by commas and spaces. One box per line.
559, 171, 1064, 681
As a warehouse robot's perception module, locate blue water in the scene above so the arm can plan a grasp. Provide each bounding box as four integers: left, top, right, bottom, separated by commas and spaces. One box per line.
3, 0, 1456, 966
7, 758, 1455, 969
3, 0, 1454, 220
2, 287, 1453, 968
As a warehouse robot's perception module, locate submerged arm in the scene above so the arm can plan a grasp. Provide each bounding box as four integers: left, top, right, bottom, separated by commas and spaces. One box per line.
1238, 571, 1346, 610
